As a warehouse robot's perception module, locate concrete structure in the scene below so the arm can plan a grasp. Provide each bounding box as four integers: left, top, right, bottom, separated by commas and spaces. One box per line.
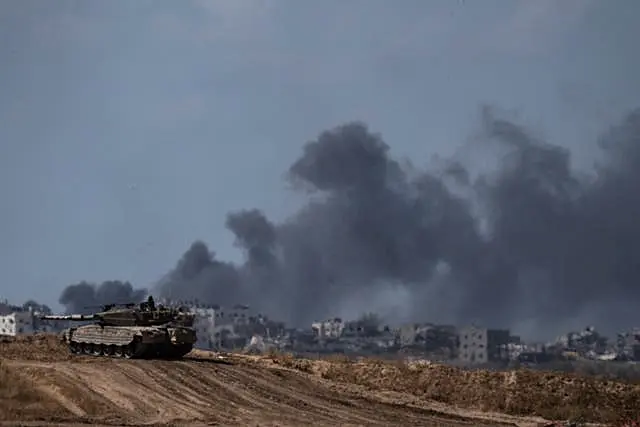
397, 323, 457, 349
397, 324, 415, 347
0, 311, 36, 336
312, 318, 345, 339
190, 306, 217, 349
0, 302, 70, 337
458, 325, 511, 365
617, 328, 640, 360
187, 304, 258, 350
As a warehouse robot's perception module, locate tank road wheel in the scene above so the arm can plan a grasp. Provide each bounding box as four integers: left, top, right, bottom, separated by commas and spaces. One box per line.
69, 341, 80, 354
122, 344, 134, 359
128, 337, 145, 359
106, 345, 116, 357
91, 344, 103, 356
114, 346, 125, 358
81, 343, 91, 354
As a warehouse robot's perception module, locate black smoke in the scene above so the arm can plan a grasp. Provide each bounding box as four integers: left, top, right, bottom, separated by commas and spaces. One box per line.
59, 281, 147, 314
67, 106, 640, 338
22, 300, 52, 314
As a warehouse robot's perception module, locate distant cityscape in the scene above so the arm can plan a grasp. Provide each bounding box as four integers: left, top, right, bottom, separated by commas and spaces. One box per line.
1, 297, 639, 366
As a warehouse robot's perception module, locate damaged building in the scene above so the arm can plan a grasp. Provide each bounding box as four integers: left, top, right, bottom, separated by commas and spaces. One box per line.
457, 325, 514, 365
311, 318, 345, 340
175, 301, 284, 350
0, 299, 66, 337
617, 328, 640, 360
398, 323, 458, 360
546, 326, 611, 360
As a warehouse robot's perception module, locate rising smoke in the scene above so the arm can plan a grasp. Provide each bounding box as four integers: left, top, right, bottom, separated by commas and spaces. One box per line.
59, 107, 640, 337
59, 281, 147, 314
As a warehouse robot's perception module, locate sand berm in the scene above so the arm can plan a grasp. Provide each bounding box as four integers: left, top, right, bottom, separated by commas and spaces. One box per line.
1, 334, 638, 426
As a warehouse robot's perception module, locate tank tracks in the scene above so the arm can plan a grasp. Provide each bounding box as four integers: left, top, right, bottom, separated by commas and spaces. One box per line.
66, 339, 193, 360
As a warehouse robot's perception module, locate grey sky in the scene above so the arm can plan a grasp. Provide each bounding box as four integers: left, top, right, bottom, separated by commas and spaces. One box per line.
1, 0, 638, 311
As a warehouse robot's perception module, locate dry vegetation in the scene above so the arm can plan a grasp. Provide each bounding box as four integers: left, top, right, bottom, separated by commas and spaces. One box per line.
0, 357, 69, 422
267, 351, 640, 425
523, 360, 640, 385
1, 335, 640, 426
0, 334, 74, 361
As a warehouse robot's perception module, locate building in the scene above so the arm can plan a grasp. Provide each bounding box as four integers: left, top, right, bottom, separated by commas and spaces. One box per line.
187, 303, 261, 350
617, 328, 640, 360
0, 311, 36, 336
189, 305, 228, 350
0, 301, 69, 337
458, 325, 511, 365
1, 300, 37, 336
397, 323, 458, 350
190, 306, 218, 349
312, 318, 345, 339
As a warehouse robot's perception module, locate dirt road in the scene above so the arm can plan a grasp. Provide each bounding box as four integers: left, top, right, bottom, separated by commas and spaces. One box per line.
1, 335, 638, 426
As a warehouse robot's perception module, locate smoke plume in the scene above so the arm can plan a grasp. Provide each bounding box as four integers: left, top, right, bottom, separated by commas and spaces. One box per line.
22, 300, 52, 314
61, 106, 640, 337
59, 281, 147, 314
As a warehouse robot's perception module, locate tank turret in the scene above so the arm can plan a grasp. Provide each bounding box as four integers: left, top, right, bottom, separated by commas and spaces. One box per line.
39, 296, 191, 327
40, 295, 197, 360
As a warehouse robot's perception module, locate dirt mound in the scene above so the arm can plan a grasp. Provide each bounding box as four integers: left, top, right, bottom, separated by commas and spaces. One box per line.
0, 334, 70, 362
0, 359, 516, 426
267, 353, 640, 425
0, 336, 520, 426
2, 335, 639, 426
0, 358, 70, 421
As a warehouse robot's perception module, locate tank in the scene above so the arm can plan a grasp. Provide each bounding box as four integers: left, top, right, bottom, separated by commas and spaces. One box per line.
40, 296, 197, 360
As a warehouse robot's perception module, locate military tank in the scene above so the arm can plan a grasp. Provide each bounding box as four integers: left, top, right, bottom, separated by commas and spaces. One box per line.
40, 296, 197, 360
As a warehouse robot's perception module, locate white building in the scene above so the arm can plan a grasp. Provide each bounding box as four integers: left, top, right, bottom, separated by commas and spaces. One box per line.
312, 318, 345, 339
188, 304, 254, 350
0, 299, 68, 337
190, 307, 222, 349
0, 311, 36, 336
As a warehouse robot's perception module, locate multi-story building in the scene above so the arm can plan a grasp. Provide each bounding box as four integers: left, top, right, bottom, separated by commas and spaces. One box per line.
0, 311, 36, 336
311, 318, 345, 339
0, 302, 69, 336
185, 303, 261, 350
190, 306, 217, 349
397, 323, 458, 351
457, 325, 511, 365
617, 328, 640, 360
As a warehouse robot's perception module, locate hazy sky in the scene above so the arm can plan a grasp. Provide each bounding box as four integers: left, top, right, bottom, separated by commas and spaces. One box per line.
1, 0, 638, 310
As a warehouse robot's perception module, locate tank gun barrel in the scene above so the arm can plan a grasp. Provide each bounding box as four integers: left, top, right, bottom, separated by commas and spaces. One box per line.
40, 314, 96, 321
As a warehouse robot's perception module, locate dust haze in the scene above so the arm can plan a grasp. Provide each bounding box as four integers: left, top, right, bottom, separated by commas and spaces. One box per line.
59, 107, 640, 338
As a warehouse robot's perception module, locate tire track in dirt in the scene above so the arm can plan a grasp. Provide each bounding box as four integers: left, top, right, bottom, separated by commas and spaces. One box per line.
3, 357, 516, 426
9, 336, 607, 426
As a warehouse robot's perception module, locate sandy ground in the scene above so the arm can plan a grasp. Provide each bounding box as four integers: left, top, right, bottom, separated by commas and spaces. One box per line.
1, 335, 638, 426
